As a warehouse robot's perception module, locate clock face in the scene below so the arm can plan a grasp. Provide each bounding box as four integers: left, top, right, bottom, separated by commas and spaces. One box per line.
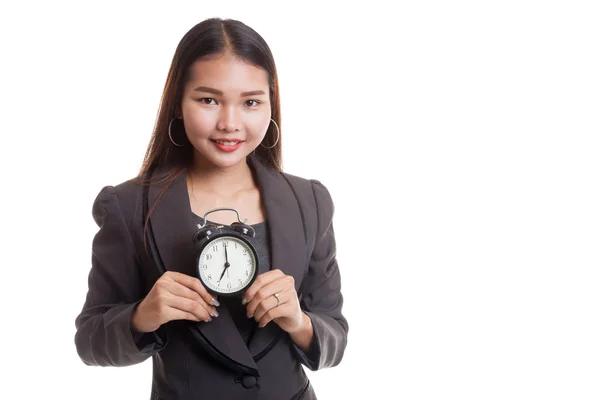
197, 235, 258, 295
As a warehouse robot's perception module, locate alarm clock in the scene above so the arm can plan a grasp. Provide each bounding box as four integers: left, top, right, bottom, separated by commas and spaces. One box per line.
192, 208, 259, 297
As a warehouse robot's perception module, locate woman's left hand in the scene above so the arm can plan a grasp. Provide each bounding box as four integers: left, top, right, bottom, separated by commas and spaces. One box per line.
242, 269, 304, 333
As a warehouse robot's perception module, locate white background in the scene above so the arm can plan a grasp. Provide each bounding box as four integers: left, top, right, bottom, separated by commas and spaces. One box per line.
1, 1, 599, 399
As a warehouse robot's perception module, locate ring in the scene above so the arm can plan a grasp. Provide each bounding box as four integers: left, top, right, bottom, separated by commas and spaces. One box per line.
273, 292, 280, 307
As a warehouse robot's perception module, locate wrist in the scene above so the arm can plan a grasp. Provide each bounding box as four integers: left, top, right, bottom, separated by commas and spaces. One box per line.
288, 312, 314, 352
131, 303, 147, 334
298, 312, 312, 333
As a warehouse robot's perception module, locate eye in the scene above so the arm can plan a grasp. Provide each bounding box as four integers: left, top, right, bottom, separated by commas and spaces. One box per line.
245, 100, 261, 107
198, 98, 217, 105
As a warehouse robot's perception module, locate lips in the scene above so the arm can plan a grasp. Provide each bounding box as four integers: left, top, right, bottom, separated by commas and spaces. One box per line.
212, 139, 242, 145
211, 139, 244, 152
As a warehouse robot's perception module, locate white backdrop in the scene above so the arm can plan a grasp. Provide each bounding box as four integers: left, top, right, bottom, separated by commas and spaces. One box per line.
1, 1, 599, 399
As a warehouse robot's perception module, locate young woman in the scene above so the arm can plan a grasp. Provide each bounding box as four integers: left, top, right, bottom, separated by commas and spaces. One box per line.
74, 18, 348, 400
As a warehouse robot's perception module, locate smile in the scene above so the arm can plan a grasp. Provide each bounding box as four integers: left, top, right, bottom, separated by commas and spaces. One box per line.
211, 139, 244, 152
214, 140, 240, 146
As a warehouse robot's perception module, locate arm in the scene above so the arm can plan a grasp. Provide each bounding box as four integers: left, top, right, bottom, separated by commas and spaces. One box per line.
291, 180, 349, 371
74, 186, 167, 367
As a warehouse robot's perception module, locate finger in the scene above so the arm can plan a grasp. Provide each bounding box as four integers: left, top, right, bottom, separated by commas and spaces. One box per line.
242, 269, 286, 305
166, 307, 205, 323
246, 277, 292, 318
158, 278, 202, 303
253, 289, 291, 322
160, 273, 219, 318
257, 302, 291, 328
164, 293, 216, 322
168, 280, 219, 313
166, 271, 220, 306
245, 279, 287, 318
167, 282, 219, 318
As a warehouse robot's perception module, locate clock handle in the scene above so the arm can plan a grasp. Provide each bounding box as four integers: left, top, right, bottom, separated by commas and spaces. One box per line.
198, 207, 247, 227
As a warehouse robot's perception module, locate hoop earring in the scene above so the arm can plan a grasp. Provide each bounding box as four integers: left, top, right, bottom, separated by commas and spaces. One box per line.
260, 119, 280, 149
168, 118, 184, 147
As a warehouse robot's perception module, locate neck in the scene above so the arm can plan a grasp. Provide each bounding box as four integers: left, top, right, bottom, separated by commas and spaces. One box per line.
187, 155, 255, 196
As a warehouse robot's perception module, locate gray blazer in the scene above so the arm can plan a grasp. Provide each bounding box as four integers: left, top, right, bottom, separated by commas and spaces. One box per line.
74, 155, 349, 400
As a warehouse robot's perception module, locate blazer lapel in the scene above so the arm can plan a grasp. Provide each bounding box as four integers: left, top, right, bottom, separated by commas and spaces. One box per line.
246, 156, 307, 357
147, 168, 258, 373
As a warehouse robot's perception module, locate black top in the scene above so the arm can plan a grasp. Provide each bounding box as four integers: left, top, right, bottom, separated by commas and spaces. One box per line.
192, 213, 272, 345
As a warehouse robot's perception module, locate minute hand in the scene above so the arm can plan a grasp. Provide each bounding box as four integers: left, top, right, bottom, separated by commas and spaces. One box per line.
218, 243, 230, 283
224, 242, 229, 265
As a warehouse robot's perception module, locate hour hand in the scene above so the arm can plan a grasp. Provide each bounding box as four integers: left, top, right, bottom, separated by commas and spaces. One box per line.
218, 266, 227, 284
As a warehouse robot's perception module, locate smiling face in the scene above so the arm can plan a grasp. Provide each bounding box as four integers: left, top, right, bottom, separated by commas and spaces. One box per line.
179, 52, 272, 170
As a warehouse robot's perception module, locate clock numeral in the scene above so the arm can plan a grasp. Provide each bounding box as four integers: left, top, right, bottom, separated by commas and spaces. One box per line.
227, 283, 231, 289
207, 274, 212, 280
238, 279, 242, 285
205, 254, 212, 260
201, 264, 207, 270
242, 249, 247, 255
234, 242, 238, 249
245, 270, 249, 277
212, 245, 218, 252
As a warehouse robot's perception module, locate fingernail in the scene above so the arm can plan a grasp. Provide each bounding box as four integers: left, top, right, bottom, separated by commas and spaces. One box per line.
241, 298, 248, 305
211, 308, 219, 317
206, 317, 212, 322
247, 313, 253, 319
211, 297, 220, 307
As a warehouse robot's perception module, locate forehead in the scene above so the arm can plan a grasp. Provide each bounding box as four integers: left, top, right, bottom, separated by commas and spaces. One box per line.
186, 53, 269, 92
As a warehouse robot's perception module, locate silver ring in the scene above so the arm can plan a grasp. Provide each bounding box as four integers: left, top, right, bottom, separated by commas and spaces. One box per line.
273, 293, 280, 307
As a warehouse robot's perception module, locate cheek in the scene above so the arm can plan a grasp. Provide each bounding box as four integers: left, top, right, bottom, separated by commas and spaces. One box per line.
245, 106, 272, 135
247, 113, 271, 136
181, 107, 216, 137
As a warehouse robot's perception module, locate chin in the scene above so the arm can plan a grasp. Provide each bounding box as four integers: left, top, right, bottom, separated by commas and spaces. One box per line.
195, 146, 252, 169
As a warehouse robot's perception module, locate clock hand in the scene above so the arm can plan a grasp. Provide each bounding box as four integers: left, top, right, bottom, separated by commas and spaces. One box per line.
218, 266, 227, 284
218, 243, 231, 284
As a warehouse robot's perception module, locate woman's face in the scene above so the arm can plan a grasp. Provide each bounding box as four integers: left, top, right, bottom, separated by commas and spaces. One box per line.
180, 52, 272, 170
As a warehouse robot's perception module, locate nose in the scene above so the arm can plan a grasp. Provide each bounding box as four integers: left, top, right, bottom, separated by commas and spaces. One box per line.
217, 106, 240, 132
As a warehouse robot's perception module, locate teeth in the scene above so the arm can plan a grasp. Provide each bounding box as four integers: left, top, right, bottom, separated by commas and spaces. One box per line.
215, 141, 239, 146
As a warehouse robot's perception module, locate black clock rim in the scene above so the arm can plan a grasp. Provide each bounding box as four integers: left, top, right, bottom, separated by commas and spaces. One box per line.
195, 232, 259, 298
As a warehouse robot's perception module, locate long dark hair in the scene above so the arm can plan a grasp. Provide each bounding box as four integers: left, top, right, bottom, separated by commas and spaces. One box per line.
134, 18, 282, 243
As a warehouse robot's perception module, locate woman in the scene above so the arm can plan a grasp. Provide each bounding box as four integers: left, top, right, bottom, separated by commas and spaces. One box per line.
74, 17, 348, 400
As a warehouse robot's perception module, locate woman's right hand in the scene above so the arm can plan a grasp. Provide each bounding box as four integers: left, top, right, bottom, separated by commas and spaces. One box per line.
131, 271, 220, 333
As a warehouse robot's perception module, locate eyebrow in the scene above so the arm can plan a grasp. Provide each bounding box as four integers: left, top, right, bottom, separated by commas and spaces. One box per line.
193, 86, 266, 97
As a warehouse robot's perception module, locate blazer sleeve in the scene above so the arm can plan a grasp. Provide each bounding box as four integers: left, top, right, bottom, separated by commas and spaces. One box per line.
74, 186, 167, 367
292, 179, 349, 371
